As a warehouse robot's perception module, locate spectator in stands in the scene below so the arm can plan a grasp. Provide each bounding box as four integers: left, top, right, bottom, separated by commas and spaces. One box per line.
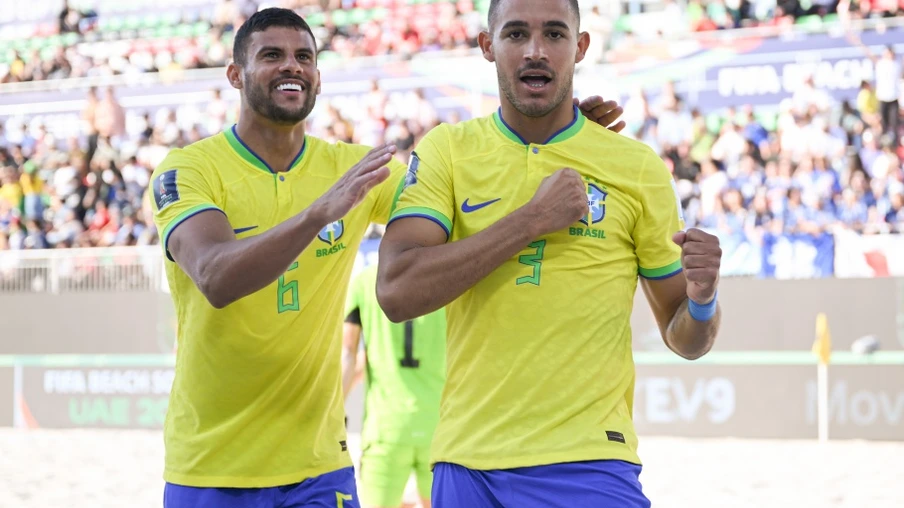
745, 188, 775, 241
58, 1, 82, 34
93, 87, 127, 148
213, 0, 241, 33
873, 45, 902, 144
852, 35, 902, 143
20, 161, 44, 222
583, 5, 612, 63
886, 191, 904, 230
857, 80, 881, 126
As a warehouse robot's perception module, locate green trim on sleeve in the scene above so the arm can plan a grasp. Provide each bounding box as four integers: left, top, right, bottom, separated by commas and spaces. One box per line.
638, 259, 683, 280
387, 170, 409, 219
388, 206, 453, 237
162, 204, 224, 261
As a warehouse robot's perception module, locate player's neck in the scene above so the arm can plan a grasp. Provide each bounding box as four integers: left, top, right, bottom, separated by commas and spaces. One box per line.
498, 99, 577, 145
234, 113, 307, 173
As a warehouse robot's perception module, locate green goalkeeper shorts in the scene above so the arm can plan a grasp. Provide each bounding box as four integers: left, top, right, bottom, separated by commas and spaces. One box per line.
359, 438, 432, 507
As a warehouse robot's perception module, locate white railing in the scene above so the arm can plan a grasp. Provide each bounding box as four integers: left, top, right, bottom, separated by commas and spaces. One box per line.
0, 245, 165, 293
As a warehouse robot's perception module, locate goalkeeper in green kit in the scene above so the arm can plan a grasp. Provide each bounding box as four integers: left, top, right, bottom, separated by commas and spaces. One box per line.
342, 263, 446, 508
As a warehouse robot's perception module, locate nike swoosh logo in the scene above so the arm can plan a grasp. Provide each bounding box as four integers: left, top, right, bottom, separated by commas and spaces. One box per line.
461, 198, 501, 213
233, 226, 259, 234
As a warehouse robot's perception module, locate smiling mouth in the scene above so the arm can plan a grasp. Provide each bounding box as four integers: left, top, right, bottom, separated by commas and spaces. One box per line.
278, 84, 302, 92
274, 81, 306, 93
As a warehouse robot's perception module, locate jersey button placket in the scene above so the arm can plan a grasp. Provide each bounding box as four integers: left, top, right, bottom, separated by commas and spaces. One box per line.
526, 145, 540, 188
276, 173, 290, 205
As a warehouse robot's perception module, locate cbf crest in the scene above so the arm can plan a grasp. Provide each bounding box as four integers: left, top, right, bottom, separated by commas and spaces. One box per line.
580, 183, 607, 226
318, 220, 344, 246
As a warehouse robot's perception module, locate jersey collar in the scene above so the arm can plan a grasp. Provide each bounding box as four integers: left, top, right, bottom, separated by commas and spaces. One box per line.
224, 125, 307, 174
492, 104, 585, 146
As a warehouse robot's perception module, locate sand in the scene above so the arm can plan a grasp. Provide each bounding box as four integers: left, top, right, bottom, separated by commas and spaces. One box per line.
0, 429, 901, 508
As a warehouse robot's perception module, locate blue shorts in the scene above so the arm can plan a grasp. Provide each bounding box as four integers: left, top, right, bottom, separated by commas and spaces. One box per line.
164, 467, 359, 508
432, 460, 651, 508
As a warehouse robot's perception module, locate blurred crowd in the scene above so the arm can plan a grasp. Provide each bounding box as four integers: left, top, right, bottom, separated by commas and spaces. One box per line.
6, 0, 904, 85
677, 0, 903, 32
599, 1, 904, 60
1, 65, 901, 253
0, 80, 446, 250
0, 0, 903, 253
626, 68, 903, 242
0, 0, 483, 84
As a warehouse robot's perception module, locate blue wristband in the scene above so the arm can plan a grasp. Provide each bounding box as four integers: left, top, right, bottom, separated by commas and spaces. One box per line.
688, 292, 717, 322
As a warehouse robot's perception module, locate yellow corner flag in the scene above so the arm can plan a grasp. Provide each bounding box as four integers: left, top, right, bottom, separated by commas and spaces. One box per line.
812, 312, 832, 365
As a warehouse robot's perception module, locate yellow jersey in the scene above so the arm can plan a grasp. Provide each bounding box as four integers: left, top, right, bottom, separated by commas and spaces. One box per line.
389, 106, 684, 471
150, 126, 406, 488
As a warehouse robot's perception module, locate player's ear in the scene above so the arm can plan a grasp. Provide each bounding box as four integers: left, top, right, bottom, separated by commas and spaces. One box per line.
316, 69, 322, 95
575, 31, 590, 64
226, 61, 243, 90
478, 30, 494, 63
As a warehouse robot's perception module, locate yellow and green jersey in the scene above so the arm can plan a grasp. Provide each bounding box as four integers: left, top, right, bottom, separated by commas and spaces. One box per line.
150, 126, 406, 488
389, 106, 685, 471
345, 264, 446, 446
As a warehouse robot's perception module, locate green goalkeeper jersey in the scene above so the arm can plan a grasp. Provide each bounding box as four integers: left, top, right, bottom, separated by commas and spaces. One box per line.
345, 264, 446, 445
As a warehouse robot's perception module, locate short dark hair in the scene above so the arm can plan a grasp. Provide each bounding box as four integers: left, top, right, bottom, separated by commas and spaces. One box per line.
233, 8, 317, 66
487, 0, 580, 31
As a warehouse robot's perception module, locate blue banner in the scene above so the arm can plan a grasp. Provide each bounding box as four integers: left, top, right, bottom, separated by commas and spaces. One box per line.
708, 230, 762, 277
592, 25, 904, 115
761, 233, 835, 279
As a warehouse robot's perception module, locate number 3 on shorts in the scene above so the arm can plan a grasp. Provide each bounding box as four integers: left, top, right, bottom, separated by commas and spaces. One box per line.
335, 492, 353, 507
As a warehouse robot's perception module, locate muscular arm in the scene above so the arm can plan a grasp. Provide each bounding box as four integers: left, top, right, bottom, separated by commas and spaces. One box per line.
641, 273, 720, 360
168, 207, 328, 309
849, 33, 879, 63
165, 144, 394, 309
377, 211, 537, 323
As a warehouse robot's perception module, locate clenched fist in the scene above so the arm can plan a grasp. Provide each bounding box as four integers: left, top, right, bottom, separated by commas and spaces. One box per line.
526, 168, 588, 237
673, 228, 722, 304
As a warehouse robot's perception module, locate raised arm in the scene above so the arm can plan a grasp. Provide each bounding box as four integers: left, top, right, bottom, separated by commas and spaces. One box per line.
632, 151, 723, 359
377, 168, 587, 322
162, 144, 395, 308
641, 229, 722, 360
847, 31, 879, 63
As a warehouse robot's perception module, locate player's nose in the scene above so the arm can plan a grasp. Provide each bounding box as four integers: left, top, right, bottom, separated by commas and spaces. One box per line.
278, 56, 304, 75
523, 37, 548, 62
